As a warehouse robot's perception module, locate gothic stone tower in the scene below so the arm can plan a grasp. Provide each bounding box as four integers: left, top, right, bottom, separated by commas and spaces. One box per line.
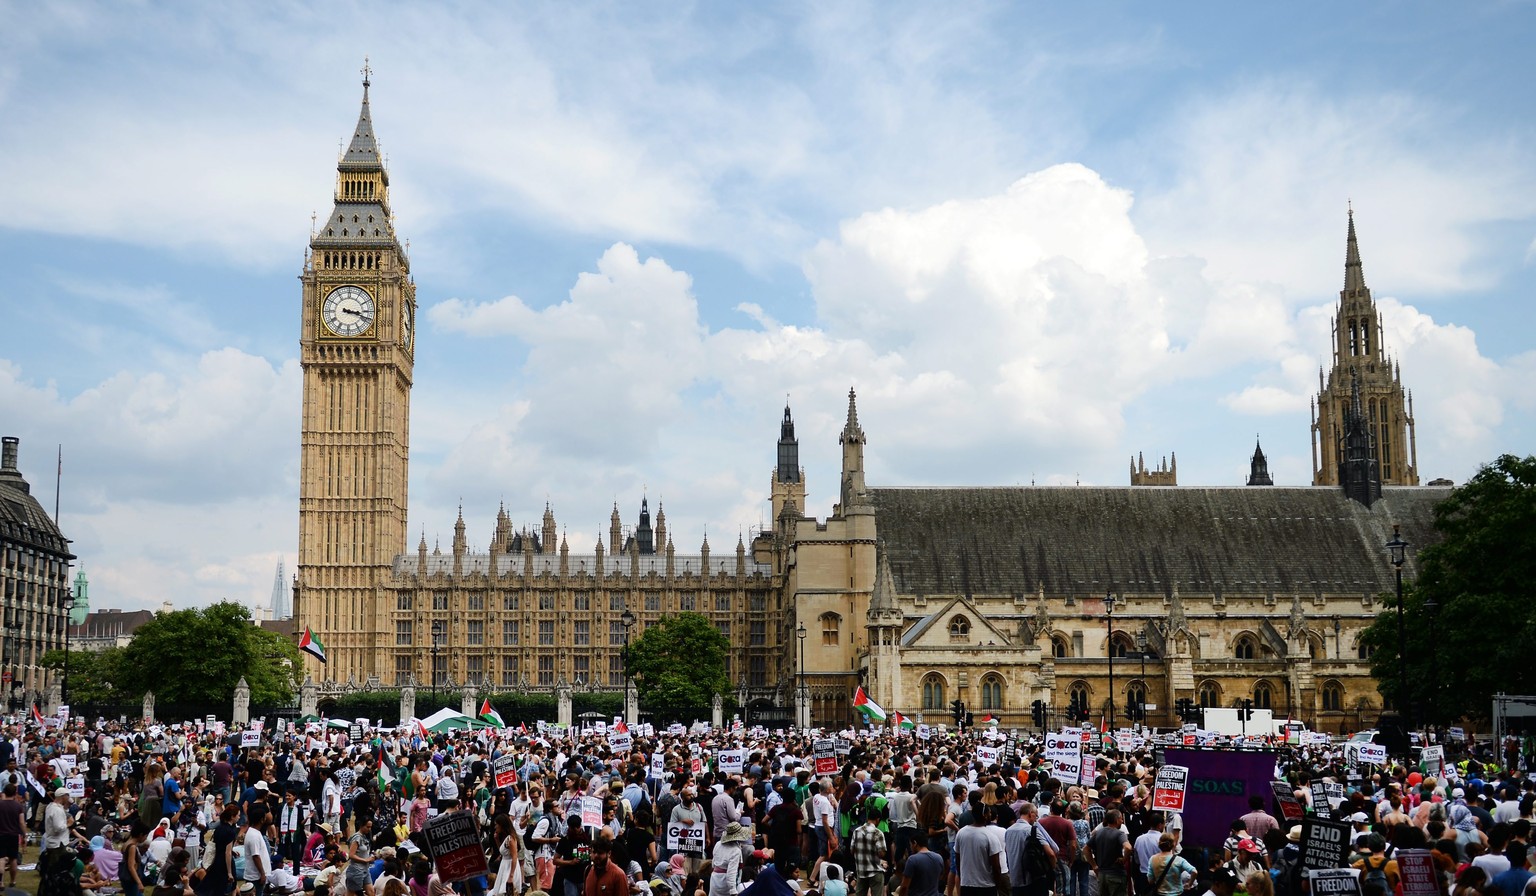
1312, 208, 1418, 487
295, 69, 416, 681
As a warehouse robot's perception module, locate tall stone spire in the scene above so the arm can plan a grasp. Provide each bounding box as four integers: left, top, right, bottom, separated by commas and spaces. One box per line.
777, 404, 801, 484
1311, 206, 1418, 487
609, 503, 623, 555
839, 388, 868, 511
1246, 437, 1274, 486
542, 503, 556, 553
1344, 205, 1366, 295
654, 502, 666, 553
344, 62, 381, 167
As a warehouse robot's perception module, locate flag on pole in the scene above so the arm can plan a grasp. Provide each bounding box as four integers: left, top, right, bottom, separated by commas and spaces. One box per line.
31, 705, 46, 728
893, 712, 916, 731
853, 686, 887, 723
298, 627, 327, 663
376, 751, 393, 792
479, 698, 505, 728
981, 714, 998, 725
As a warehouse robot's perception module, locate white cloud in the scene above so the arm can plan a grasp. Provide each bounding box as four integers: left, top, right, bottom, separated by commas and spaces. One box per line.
1135, 83, 1536, 298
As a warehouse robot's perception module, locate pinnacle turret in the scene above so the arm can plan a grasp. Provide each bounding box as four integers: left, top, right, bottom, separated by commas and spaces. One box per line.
1344, 205, 1366, 295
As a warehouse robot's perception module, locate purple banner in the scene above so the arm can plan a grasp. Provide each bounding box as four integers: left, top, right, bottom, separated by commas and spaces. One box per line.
1163, 748, 1281, 849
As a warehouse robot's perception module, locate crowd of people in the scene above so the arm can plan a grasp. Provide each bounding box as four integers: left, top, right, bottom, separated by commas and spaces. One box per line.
8, 716, 1536, 896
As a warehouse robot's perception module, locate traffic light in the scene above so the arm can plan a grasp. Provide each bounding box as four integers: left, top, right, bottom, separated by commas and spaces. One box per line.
1174, 697, 1193, 722
951, 699, 966, 727
1031, 699, 1046, 728
1240, 698, 1254, 721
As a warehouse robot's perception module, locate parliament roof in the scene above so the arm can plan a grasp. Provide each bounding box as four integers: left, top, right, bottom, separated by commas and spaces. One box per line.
869, 485, 1446, 599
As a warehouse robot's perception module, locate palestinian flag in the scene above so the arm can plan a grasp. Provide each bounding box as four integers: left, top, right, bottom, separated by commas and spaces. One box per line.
479, 698, 505, 728
982, 714, 999, 725
893, 712, 916, 731
376, 751, 393, 793
853, 686, 886, 723
298, 627, 327, 663
31, 705, 46, 728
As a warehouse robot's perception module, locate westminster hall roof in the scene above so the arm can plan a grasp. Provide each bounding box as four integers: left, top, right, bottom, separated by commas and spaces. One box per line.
868, 485, 1445, 600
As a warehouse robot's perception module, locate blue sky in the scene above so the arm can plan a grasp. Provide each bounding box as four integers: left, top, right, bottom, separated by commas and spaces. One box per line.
2, 2, 1533, 613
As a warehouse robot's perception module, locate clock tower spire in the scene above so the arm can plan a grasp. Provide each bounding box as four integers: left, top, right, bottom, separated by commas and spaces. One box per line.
295, 68, 417, 682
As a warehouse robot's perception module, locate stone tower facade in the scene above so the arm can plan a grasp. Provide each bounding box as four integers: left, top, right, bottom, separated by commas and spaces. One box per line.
295, 70, 417, 682
1130, 452, 1177, 486
1312, 209, 1417, 487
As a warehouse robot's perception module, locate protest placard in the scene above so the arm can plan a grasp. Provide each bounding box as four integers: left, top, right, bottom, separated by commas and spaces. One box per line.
975, 745, 1000, 766
608, 731, 633, 755
1447, 726, 1465, 741
350, 722, 365, 741
1419, 746, 1444, 778
1356, 743, 1387, 766
1151, 765, 1189, 812
1045, 732, 1079, 765
581, 795, 603, 827
1396, 850, 1438, 896
834, 737, 852, 757
1272, 781, 1305, 822
813, 738, 838, 775
1299, 817, 1353, 871
1311, 782, 1333, 819
1053, 751, 1081, 783
66, 775, 85, 798
423, 811, 489, 883
650, 753, 665, 778
718, 749, 745, 774
689, 744, 702, 775
494, 754, 517, 789
666, 821, 706, 854
241, 726, 261, 748
1309, 868, 1362, 896
916, 724, 930, 740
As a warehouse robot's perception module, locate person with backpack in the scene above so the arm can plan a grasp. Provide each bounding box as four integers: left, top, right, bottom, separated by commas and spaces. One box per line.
1003, 801, 1057, 896
1352, 837, 1400, 896
1146, 835, 1195, 896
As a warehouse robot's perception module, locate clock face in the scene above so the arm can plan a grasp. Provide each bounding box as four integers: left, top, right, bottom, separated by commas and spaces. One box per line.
401, 303, 413, 349
321, 285, 376, 337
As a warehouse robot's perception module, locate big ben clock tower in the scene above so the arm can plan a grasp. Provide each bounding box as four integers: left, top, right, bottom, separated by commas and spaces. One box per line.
295, 67, 415, 681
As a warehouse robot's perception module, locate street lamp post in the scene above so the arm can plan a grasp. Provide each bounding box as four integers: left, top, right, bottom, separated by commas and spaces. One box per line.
1135, 630, 1148, 730
1423, 595, 1439, 730
62, 594, 75, 705
430, 621, 444, 707
1105, 591, 1117, 732
796, 621, 807, 728
1386, 525, 1409, 730
621, 606, 636, 719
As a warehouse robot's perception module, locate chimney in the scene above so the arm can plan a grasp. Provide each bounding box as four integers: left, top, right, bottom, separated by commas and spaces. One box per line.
1, 437, 17, 473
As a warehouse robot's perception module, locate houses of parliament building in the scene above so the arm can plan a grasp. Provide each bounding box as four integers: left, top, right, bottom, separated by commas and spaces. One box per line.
294, 75, 1446, 732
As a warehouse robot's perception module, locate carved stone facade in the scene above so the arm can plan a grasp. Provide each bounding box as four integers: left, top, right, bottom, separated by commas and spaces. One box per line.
1312, 209, 1417, 487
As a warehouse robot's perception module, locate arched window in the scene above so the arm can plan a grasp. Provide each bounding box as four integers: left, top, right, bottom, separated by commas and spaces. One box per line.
820, 613, 841, 646
1357, 639, 1374, 660
1254, 680, 1273, 709
1127, 682, 1147, 713
1052, 635, 1071, 658
921, 674, 946, 710
980, 675, 1004, 710
949, 615, 971, 640
1322, 680, 1344, 712
1110, 633, 1132, 658
1235, 635, 1257, 660
1068, 680, 1091, 713
1198, 681, 1219, 708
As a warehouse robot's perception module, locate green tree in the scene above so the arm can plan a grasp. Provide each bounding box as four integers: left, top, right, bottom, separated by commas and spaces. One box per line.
116, 602, 304, 705
626, 612, 730, 722
1361, 454, 1536, 724
41, 646, 126, 704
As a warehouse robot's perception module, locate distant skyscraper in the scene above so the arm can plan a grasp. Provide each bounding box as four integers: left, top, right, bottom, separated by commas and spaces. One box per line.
270, 558, 290, 620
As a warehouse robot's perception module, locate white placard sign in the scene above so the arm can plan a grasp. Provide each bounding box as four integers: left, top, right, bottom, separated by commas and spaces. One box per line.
66, 775, 85, 798
1052, 750, 1081, 783
608, 731, 633, 754
916, 724, 930, 740
1045, 732, 1080, 765
1356, 743, 1387, 766
241, 726, 261, 748
975, 745, 1000, 766
718, 749, 746, 774
650, 753, 665, 777
665, 821, 706, 854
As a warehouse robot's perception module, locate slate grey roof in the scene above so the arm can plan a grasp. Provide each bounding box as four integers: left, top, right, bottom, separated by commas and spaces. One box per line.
342, 88, 380, 169
313, 202, 394, 246
868, 485, 1446, 599
0, 453, 72, 557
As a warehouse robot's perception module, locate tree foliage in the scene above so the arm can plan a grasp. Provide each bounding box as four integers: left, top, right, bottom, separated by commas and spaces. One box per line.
626, 612, 730, 722
42, 647, 126, 704
115, 602, 304, 705
1361, 454, 1536, 725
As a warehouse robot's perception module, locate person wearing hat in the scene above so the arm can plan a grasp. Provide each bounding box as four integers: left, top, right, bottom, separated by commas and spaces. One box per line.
706, 822, 756, 896
1225, 837, 1265, 882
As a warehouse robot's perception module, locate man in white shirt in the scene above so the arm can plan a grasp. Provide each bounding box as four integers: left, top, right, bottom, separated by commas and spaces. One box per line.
245, 808, 273, 896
